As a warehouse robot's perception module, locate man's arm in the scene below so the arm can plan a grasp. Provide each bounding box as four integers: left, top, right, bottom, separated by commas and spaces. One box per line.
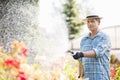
83, 50, 96, 58
73, 50, 96, 59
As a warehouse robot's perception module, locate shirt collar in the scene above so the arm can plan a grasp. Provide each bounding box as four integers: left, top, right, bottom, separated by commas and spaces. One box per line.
85, 30, 102, 39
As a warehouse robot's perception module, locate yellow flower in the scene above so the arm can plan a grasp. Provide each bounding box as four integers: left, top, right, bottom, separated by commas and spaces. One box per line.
12, 40, 20, 51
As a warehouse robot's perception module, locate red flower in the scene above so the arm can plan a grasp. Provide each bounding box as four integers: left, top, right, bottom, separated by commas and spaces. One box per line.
17, 71, 28, 80
110, 67, 117, 79
21, 48, 28, 57
4, 59, 20, 69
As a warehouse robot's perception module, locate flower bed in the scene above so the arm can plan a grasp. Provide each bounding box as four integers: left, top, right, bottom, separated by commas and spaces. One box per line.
0, 40, 79, 80
110, 64, 120, 80
0, 40, 40, 80
1, 40, 119, 80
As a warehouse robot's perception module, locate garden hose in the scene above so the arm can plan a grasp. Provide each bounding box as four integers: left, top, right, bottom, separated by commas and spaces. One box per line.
67, 50, 84, 80
78, 59, 84, 80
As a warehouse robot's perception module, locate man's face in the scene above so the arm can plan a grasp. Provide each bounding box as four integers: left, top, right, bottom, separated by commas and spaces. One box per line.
86, 18, 100, 31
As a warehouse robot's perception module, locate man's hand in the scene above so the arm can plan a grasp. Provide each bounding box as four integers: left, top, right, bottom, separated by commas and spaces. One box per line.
73, 52, 84, 59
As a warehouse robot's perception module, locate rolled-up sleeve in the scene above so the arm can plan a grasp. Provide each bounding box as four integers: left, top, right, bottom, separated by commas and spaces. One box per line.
93, 36, 111, 58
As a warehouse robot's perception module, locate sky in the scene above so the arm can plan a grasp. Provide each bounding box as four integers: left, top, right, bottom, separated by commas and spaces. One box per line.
39, 0, 120, 28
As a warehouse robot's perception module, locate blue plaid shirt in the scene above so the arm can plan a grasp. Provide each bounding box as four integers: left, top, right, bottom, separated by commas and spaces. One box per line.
80, 31, 111, 80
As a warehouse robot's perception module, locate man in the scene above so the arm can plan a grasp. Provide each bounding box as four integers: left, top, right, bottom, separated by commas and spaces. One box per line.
73, 15, 111, 80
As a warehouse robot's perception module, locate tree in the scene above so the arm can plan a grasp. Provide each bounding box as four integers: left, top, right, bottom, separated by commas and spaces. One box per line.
63, 0, 84, 40
0, 0, 39, 19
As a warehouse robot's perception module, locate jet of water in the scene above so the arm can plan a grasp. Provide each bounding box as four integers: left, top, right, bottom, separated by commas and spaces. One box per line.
0, 0, 70, 67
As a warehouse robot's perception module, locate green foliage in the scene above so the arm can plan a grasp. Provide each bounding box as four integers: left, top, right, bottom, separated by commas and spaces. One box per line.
110, 54, 119, 64
64, 54, 79, 80
0, 0, 39, 5
115, 66, 120, 80
65, 62, 77, 80
29, 0, 40, 3
0, 0, 39, 19
63, 0, 84, 40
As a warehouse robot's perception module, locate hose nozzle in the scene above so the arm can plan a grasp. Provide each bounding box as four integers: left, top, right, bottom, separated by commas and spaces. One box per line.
67, 50, 74, 55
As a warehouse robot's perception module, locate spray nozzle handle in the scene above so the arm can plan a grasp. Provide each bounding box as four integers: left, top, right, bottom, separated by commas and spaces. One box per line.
67, 50, 74, 55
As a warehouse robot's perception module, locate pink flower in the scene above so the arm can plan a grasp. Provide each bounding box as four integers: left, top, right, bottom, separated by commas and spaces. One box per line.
110, 67, 116, 79
21, 48, 28, 57
17, 71, 28, 80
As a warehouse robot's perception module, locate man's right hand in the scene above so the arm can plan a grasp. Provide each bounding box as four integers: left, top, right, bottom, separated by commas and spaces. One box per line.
73, 52, 84, 59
